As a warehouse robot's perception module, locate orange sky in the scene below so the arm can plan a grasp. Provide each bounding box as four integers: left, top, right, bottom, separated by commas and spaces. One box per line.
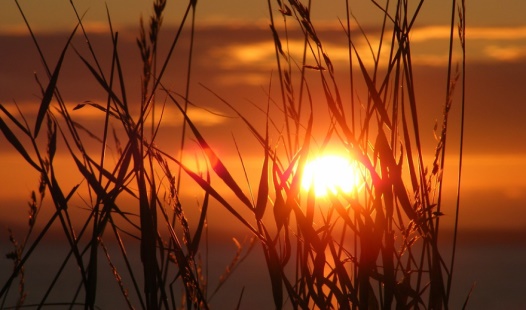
2, 0, 526, 31
1, 0, 526, 232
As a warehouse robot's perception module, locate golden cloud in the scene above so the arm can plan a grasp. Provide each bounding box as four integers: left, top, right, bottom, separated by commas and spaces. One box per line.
398, 25, 526, 42
1, 101, 227, 129
485, 45, 526, 61
468, 26, 526, 40
212, 23, 526, 74
142, 104, 227, 127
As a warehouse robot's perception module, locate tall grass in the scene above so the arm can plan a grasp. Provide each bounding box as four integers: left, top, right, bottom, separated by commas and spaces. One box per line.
1, 0, 466, 309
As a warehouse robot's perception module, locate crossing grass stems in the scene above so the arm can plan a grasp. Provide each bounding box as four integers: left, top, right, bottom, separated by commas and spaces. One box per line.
0, 0, 467, 308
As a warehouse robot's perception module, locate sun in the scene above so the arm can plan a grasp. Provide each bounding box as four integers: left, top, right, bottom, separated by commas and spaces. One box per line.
301, 154, 360, 197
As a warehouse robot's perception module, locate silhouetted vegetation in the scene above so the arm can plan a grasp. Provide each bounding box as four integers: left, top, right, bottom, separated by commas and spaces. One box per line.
1, 0, 467, 308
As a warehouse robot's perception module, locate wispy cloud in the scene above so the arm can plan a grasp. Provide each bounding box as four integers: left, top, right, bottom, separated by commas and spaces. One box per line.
68, 102, 228, 127
0, 21, 113, 36
410, 25, 526, 62
211, 41, 276, 70
410, 25, 526, 41
207, 24, 526, 84
0, 101, 227, 131
468, 26, 526, 40
484, 45, 526, 61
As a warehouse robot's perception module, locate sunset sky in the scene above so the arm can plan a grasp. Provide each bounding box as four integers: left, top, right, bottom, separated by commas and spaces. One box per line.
2, 1, 526, 308
1, 0, 526, 232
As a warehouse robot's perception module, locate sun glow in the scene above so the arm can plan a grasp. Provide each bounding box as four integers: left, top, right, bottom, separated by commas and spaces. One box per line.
301, 154, 360, 197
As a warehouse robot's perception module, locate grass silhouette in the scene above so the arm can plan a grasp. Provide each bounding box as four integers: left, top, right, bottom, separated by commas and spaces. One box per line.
1, 0, 467, 308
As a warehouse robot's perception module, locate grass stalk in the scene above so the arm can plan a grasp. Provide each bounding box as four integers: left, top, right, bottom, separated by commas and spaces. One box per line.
1, 0, 467, 308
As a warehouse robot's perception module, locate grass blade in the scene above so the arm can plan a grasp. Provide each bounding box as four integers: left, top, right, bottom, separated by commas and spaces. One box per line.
189, 170, 210, 255
34, 24, 79, 138
167, 91, 254, 211
161, 149, 259, 237
0, 117, 41, 172
255, 101, 270, 221
0, 103, 31, 136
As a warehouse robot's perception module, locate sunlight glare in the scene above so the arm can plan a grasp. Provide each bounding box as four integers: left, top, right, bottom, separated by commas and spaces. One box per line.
301, 155, 359, 197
